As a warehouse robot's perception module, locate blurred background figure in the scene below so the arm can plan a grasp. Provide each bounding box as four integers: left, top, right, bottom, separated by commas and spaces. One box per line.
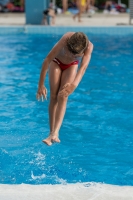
12, 0, 24, 12
0, 0, 24, 12
103, 0, 126, 14
5, 1, 15, 12
20, 0, 24, 11
62, 0, 68, 13
42, 3, 57, 25
86, 0, 97, 15
73, 0, 87, 22
0, 0, 10, 12
104, 0, 113, 12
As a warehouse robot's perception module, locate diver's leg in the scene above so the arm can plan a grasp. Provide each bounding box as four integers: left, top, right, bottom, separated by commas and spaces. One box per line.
52, 65, 78, 137
42, 61, 62, 145
44, 64, 78, 146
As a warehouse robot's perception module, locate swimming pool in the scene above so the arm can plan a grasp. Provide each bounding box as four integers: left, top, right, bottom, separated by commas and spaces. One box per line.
0, 27, 133, 190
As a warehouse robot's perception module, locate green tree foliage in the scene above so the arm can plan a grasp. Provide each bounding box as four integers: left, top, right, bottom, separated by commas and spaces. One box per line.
12, 0, 21, 6
56, 0, 63, 8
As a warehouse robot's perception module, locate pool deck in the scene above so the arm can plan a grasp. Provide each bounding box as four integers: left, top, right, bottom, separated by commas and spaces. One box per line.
0, 183, 133, 200
0, 12, 132, 26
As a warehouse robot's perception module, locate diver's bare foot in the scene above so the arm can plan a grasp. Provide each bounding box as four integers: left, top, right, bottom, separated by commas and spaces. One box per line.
42, 133, 60, 146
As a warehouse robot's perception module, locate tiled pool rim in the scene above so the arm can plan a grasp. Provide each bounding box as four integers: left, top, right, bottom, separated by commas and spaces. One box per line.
0, 25, 133, 35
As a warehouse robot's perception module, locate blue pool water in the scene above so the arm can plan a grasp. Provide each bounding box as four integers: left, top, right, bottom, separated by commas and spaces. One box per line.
0, 32, 133, 186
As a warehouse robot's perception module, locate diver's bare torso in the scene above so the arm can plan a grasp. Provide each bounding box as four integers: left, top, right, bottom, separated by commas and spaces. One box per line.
54, 32, 83, 64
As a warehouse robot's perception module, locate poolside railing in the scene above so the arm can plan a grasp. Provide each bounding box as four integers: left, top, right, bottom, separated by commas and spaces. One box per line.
129, 0, 133, 24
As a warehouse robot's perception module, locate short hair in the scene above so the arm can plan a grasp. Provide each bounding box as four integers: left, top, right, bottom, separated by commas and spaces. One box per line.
66, 32, 89, 54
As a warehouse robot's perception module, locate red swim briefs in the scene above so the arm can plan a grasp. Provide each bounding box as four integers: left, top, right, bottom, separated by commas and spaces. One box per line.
53, 58, 79, 71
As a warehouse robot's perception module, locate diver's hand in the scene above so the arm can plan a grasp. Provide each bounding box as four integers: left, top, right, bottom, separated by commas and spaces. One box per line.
58, 83, 76, 97
36, 85, 47, 101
